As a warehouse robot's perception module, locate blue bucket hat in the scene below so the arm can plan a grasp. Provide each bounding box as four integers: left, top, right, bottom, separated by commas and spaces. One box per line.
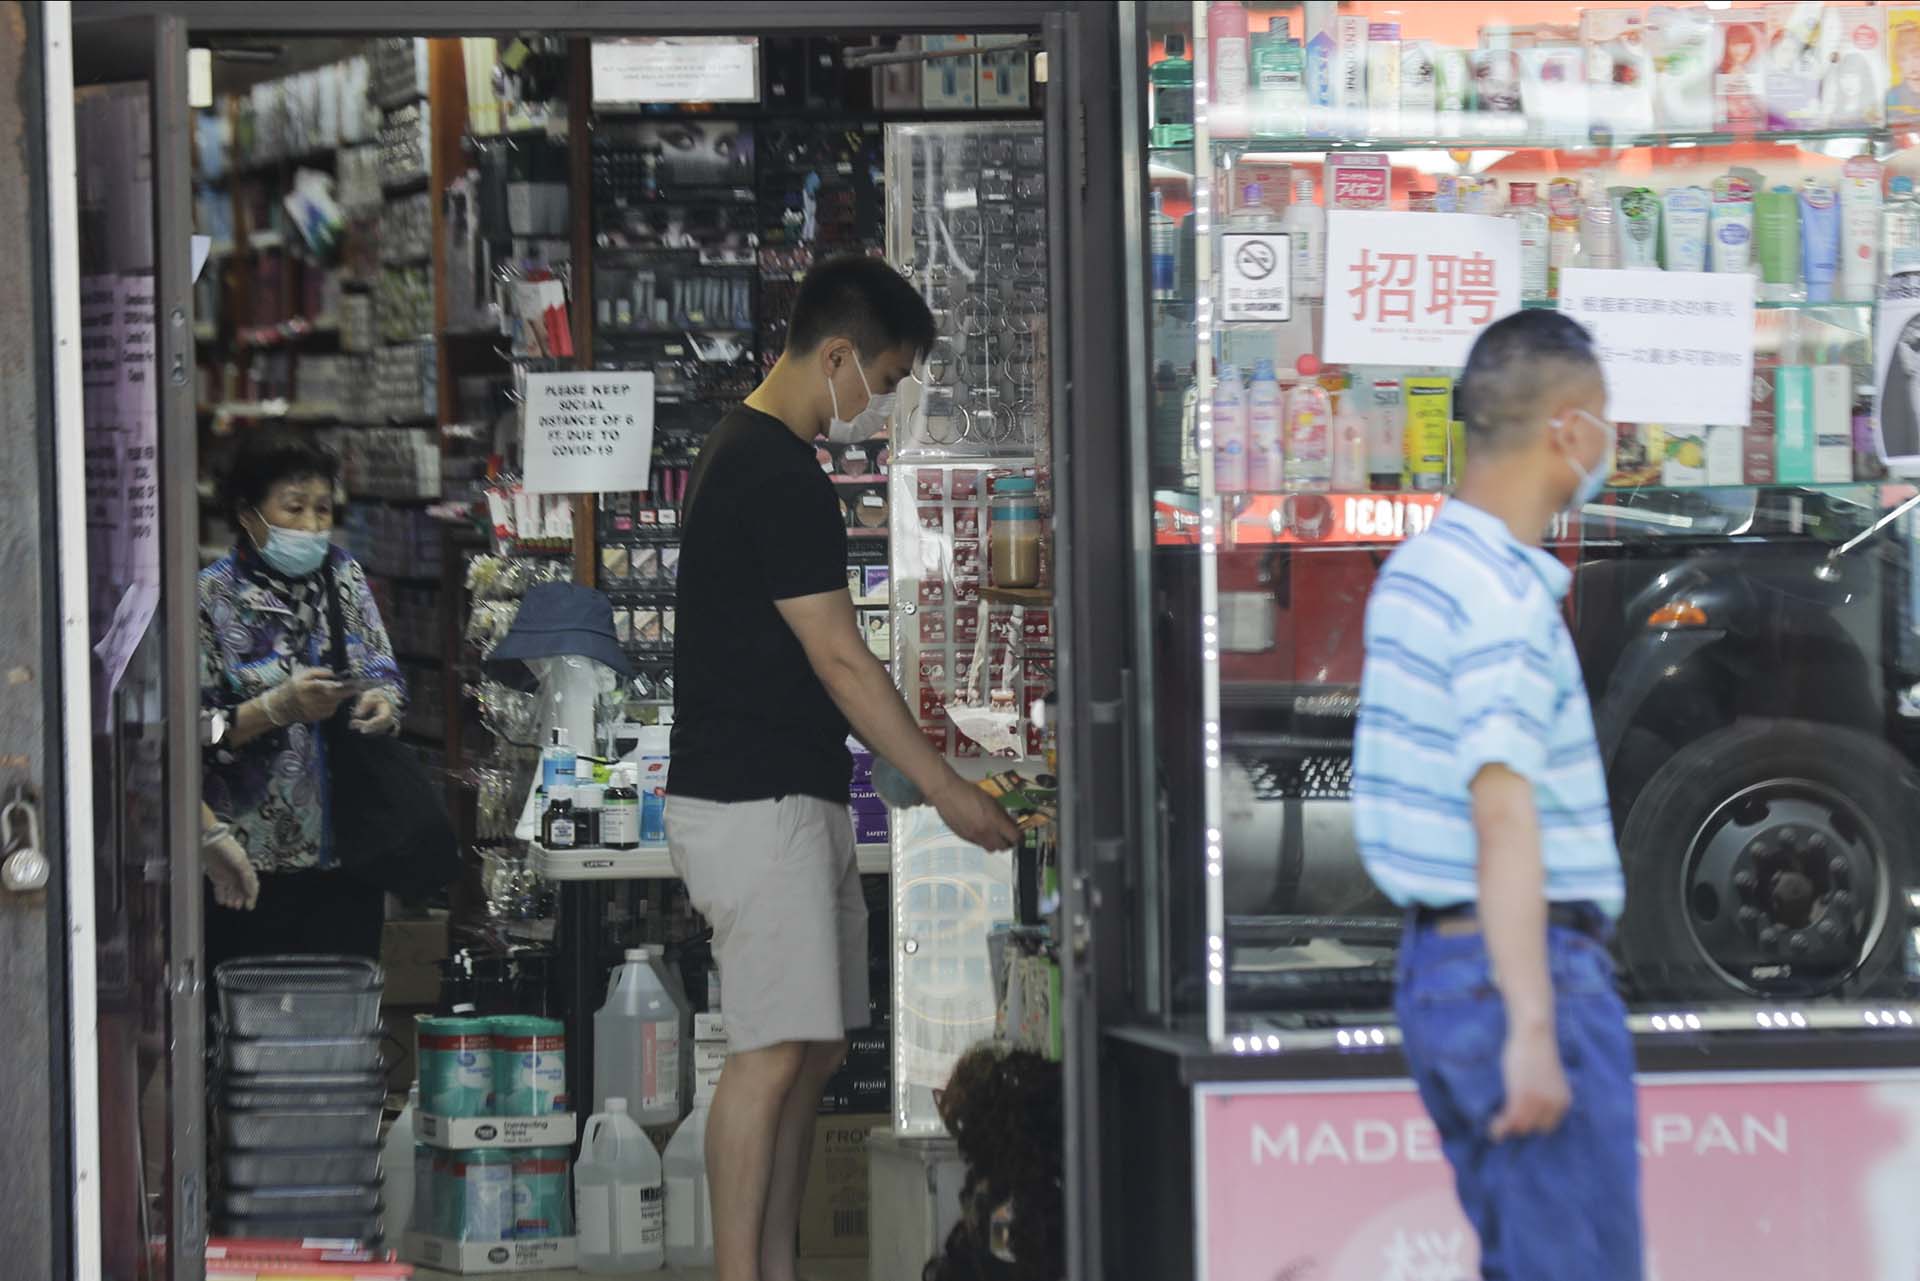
483, 582, 633, 690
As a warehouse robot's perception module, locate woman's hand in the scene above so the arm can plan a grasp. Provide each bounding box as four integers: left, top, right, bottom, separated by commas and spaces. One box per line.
350, 688, 399, 736
262, 667, 351, 725
202, 824, 260, 911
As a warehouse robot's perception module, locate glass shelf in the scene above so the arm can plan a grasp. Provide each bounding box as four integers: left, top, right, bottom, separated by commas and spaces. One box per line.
1523, 298, 1875, 312
1210, 124, 1892, 156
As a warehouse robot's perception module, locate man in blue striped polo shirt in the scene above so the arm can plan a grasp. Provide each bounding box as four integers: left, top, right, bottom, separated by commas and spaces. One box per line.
1354, 310, 1641, 1280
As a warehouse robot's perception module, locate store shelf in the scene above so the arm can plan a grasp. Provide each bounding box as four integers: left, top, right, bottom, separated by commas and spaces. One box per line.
1523, 298, 1874, 313
1215, 124, 1891, 155
534, 842, 891, 881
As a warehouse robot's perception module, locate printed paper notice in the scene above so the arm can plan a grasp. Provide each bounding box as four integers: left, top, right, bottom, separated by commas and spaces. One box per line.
1323, 211, 1521, 367
522, 371, 655, 495
1220, 231, 1293, 323
591, 37, 760, 106
1558, 268, 1755, 427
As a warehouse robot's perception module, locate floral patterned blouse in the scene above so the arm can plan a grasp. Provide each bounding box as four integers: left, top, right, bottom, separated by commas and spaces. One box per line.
199, 543, 406, 874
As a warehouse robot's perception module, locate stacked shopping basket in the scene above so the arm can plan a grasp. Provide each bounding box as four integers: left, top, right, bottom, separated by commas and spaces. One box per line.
212, 956, 389, 1244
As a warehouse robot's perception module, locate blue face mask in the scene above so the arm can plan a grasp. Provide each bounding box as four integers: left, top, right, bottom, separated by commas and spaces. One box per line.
252, 510, 331, 578
1562, 409, 1614, 512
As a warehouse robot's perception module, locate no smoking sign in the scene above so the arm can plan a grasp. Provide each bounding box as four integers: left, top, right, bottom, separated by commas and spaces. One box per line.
1221, 230, 1293, 323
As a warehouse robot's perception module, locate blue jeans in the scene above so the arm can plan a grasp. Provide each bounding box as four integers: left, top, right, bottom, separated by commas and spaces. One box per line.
1395, 916, 1644, 1281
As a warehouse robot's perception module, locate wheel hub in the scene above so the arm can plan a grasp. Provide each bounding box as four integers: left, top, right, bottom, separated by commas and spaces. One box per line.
1683, 781, 1888, 998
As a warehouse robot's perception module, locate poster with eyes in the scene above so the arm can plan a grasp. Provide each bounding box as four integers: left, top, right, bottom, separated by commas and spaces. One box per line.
1874, 281, 1920, 471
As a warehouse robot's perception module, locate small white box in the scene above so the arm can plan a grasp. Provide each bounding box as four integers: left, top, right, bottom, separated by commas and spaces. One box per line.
1706, 425, 1743, 486
415, 1112, 578, 1150
1334, 17, 1369, 114
694, 1012, 726, 1041
1812, 363, 1856, 482
695, 1062, 723, 1103
694, 1040, 729, 1072
403, 1232, 575, 1274
867, 1129, 967, 1281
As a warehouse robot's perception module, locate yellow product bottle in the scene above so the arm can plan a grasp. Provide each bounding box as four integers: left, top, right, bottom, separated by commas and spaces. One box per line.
1403, 376, 1452, 493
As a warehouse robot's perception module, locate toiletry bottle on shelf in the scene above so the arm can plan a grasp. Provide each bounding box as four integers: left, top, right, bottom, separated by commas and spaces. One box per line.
1883, 176, 1920, 279
1151, 190, 1178, 300
1284, 175, 1325, 301
541, 727, 576, 793
1210, 1, 1252, 134
1246, 360, 1285, 492
1284, 357, 1332, 493
1331, 389, 1369, 491
1150, 33, 1194, 148
1507, 182, 1549, 301
1213, 365, 1249, 495
1253, 18, 1308, 136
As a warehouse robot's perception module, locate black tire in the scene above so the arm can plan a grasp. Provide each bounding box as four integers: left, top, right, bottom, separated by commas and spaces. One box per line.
1617, 718, 1920, 1001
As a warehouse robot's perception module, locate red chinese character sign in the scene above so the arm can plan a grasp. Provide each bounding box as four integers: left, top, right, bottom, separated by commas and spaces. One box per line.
1558, 267, 1755, 427
1323, 211, 1521, 367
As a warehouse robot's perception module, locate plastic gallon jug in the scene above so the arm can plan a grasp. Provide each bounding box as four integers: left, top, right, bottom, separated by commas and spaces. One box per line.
593, 946, 685, 1126
380, 1085, 418, 1241
663, 1099, 715, 1270
575, 1098, 665, 1273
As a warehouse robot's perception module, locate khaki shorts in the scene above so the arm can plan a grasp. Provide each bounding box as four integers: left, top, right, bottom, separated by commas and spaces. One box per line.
666, 794, 870, 1054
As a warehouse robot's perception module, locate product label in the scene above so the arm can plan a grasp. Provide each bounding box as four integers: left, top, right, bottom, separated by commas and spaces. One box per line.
455, 1050, 491, 1090
600, 802, 638, 846
547, 816, 575, 848
640, 1186, 666, 1248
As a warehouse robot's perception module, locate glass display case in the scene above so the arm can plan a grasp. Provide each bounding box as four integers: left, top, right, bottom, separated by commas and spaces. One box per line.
1142, 0, 1920, 1048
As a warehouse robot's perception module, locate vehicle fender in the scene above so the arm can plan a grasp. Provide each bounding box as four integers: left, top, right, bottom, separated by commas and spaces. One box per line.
1594, 626, 1728, 772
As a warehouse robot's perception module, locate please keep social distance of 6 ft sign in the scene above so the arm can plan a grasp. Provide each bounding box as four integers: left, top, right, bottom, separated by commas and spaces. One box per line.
523, 371, 655, 494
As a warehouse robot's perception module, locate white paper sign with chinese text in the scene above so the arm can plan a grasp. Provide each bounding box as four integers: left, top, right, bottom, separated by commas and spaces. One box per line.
1557, 268, 1754, 427
591, 37, 760, 106
1324, 211, 1520, 366
523, 371, 655, 494
1221, 231, 1293, 323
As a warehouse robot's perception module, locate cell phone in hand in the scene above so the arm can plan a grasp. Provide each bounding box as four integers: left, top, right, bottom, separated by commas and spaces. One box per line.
333, 676, 378, 699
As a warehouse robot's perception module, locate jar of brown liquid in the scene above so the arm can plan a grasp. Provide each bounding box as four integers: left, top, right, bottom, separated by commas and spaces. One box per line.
989, 478, 1041, 589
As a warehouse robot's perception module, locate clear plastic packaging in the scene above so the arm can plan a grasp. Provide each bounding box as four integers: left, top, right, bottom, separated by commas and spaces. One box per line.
221, 1145, 382, 1188
218, 1184, 383, 1218
220, 1071, 387, 1111
221, 1033, 384, 1076
220, 1105, 383, 1151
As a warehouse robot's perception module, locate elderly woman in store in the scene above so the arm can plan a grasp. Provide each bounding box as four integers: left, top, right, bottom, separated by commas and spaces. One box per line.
199, 428, 405, 969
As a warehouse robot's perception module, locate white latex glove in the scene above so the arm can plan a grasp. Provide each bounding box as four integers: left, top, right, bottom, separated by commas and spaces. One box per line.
350, 689, 399, 736
204, 827, 260, 911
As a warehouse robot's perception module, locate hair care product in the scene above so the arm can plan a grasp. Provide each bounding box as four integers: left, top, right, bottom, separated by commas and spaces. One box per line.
1334, 16, 1369, 117
1582, 9, 1655, 134
1519, 44, 1587, 141
1613, 187, 1661, 270
1709, 175, 1754, 273
1755, 185, 1802, 298
1766, 3, 1825, 128
1661, 186, 1710, 272
1403, 376, 1451, 492
1821, 6, 1887, 127
1799, 181, 1839, 302
1209, 2, 1251, 131
1713, 11, 1766, 129
1840, 158, 1883, 301
1648, 4, 1714, 131
1213, 365, 1248, 494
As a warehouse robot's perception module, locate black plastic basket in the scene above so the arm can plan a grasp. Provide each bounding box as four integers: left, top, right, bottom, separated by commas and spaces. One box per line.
220, 1071, 387, 1111
220, 1145, 382, 1188
219, 1104, 382, 1151
212, 1210, 382, 1244
220, 1033, 384, 1076
218, 1184, 383, 1218
215, 956, 385, 1039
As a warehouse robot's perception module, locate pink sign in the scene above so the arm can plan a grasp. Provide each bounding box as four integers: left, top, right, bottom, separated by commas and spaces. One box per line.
1198, 1072, 1920, 1281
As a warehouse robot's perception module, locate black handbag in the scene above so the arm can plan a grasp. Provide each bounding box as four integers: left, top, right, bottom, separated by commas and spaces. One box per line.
320, 562, 463, 899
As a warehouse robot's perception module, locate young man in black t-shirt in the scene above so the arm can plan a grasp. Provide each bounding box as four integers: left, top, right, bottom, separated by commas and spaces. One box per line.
667, 256, 1019, 1281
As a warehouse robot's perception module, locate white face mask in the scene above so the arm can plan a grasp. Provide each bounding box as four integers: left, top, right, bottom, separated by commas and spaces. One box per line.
1560, 408, 1615, 512
827, 355, 897, 444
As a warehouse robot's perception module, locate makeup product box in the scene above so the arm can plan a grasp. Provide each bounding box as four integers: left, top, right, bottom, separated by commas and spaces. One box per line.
1366, 22, 1401, 132
1714, 10, 1767, 129
1582, 9, 1655, 134
1707, 425, 1744, 485
1745, 357, 1779, 483
1662, 428, 1709, 486
1821, 5, 1887, 127
1334, 16, 1369, 120
1765, 2, 1826, 128
1325, 152, 1391, 210
1813, 363, 1857, 482
1774, 363, 1816, 484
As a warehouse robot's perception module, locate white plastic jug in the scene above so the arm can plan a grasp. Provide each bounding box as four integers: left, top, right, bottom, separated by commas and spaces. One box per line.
380, 1085, 417, 1241
574, 1097, 666, 1273
663, 1098, 715, 1269
594, 946, 685, 1126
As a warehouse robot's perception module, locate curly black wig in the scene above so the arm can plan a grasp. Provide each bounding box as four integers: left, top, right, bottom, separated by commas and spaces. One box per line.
921, 1046, 1063, 1281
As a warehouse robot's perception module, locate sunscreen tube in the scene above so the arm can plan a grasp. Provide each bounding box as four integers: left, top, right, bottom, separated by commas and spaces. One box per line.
1662, 186, 1709, 272
1709, 176, 1754, 274
1839, 157, 1882, 301
1799, 181, 1840, 303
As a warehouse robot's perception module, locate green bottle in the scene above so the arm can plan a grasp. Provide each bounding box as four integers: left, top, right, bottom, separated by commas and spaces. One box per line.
1251, 17, 1307, 136
1150, 32, 1194, 148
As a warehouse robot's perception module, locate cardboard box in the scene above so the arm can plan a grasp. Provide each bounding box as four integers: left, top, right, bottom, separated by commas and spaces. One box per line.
694, 1011, 726, 1041
1813, 362, 1856, 482
867, 1130, 966, 1281
381, 914, 448, 1007
1776, 364, 1816, 483
404, 1232, 574, 1274
416, 1112, 578, 1150
798, 1114, 886, 1259
1746, 357, 1779, 483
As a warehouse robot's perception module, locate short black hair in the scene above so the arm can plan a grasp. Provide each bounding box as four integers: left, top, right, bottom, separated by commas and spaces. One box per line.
1457, 310, 1602, 452
220, 428, 340, 521
785, 254, 937, 361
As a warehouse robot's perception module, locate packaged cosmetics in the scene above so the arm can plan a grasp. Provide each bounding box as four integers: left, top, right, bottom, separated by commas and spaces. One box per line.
1662, 186, 1710, 272
1746, 357, 1779, 484
1813, 362, 1855, 482
1520, 43, 1588, 140
1890, 7, 1920, 121
1799, 182, 1840, 302
1775, 362, 1815, 483
1613, 187, 1661, 269
1820, 5, 1886, 127
1334, 16, 1369, 119
1509, 182, 1550, 300
1470, 46, 1523, 119
1648, 5, 1715, 131
1755, 185, 1802, 296
1548, 177, 1582, 296
1325, 152, 1391, 210
1765, 2, 1826, 129
1710, 175, 1755, 273
1435, 48, 1471, 135
1583, 9, 1655, 135
1839, 157, 1883, 300
1400, 40, 1438, 135
1367, 22, 1402, 132
1210, 1, 1251, 128
1403, 377, 1451, 493
1582, 181, 1619, 270
1714, 10, 1767, 129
